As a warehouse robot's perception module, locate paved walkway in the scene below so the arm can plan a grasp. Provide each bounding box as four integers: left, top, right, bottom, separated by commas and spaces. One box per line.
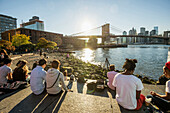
0, 53, 166, 113
0, 79, 165, 113
0, 81, 120, 113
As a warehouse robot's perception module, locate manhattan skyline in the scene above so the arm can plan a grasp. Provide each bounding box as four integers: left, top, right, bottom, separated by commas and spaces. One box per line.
0, 0, 170, 36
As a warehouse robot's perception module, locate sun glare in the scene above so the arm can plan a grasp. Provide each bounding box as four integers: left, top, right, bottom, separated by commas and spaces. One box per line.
81, 21, 92, 31
81, 48, 93, 62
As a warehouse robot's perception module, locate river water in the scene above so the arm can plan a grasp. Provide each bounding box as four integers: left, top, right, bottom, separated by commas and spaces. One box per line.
73, 45, 170, 80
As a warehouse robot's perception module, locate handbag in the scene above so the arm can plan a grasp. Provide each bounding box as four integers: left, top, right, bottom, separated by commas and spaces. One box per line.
47, 72, 60, 89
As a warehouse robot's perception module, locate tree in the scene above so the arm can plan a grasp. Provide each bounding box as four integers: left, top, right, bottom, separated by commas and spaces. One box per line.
46, 41, 57, 49
36, 38, 57, 49
36, 37, 48, 48
0, 40, 15, 52
12, 34, 32, 47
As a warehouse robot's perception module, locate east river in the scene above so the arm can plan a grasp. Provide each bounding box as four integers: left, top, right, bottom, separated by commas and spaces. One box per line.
73, 45, 170, 80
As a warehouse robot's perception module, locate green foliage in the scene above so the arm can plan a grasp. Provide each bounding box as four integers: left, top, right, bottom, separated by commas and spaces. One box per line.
36, 37, 57, 49
36, 38, 48, 48
0, 40, 15, 51
12, 34, 32, 47
47, 41, 57, 49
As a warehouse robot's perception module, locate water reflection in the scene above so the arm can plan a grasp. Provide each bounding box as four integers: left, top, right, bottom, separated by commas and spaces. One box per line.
74, 45, 169, 80
80, 48, 93, 62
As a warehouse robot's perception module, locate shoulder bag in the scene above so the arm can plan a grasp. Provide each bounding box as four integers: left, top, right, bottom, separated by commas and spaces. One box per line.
47, 72, 60, 89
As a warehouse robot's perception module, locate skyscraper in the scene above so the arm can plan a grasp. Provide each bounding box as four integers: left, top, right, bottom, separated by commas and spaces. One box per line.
129, 27, 137, 43
123, 31, 127, 35
154, 26, 158, 35
140, 27, 145, 35
122, 31, 127, 44
0, 14, 17, 40
150, 30, 156, 36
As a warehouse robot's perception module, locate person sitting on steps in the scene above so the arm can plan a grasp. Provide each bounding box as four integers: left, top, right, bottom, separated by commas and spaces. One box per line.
107, 64, 118, 98
112, 58, 145, 110
107, 64, 118, 90
12, 60, 29, 82
0, 58, 13, 85
0, 49, 9, 67
30, 58, 47, 95
148, 61, 170, 112
46, 60, 68, 95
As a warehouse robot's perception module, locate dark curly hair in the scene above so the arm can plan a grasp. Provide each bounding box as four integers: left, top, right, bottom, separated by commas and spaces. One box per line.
122, 58, 138, 71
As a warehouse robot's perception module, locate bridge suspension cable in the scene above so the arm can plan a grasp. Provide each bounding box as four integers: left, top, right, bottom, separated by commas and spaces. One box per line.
70, 25, 102, 36
69, 24, 124, 36
110, 25, 124, 33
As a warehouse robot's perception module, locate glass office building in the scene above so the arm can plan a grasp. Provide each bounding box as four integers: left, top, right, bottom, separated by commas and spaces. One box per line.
20, 16, 44, 31
0, 14, 17, 40
154, 26, 158, 35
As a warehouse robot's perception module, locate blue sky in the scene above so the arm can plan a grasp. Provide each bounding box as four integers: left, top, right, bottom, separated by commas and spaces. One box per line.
0, 0, 170, 35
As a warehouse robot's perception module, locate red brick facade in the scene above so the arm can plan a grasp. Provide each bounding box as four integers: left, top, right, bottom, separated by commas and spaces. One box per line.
1, 28, 85, 48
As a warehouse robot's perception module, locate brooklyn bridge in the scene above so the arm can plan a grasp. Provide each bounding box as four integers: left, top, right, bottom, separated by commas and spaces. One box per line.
65, 23, 170, 45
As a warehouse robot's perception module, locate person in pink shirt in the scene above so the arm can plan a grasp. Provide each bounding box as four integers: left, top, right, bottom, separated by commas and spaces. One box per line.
107, 64, 118, 98
107, 64, 118, 90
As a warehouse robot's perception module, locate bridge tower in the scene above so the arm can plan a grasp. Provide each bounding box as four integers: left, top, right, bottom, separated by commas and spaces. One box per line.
164, 31, 170, 45
102, 24, 110, 44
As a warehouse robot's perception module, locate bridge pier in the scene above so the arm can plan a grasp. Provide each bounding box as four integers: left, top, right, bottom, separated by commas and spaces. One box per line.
165, 38, 169, 45
102, 37, 106, 44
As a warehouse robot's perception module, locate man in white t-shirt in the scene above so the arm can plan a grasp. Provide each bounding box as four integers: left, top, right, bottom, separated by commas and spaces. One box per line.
149, 61, 170, 112
30, 59, 47, 95
0, 58, 12, 85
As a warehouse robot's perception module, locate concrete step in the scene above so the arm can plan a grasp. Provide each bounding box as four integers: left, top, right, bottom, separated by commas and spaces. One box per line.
58, 92, 115, 113
0, 80, 165, 113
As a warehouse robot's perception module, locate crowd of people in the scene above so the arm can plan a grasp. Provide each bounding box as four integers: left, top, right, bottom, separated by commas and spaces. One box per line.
0, 49, 68, 96
0, 48, 169, 112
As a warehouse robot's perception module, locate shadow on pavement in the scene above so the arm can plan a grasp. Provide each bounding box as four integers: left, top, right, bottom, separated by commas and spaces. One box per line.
77, 82, 85, 93
9, 92, 48, 113
0, 84, 30, 101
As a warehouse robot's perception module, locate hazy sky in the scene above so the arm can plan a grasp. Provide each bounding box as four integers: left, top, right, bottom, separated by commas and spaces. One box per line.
0, 0, 170, 35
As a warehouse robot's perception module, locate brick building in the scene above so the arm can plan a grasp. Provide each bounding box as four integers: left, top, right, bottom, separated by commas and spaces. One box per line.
1, 28, 85, 48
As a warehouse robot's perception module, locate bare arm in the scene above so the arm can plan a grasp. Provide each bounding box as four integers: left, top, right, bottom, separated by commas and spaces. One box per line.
150, 91, 170, 101
136, 90, 141, 99
7, 72, 12, 80
60, 75, 68, 91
